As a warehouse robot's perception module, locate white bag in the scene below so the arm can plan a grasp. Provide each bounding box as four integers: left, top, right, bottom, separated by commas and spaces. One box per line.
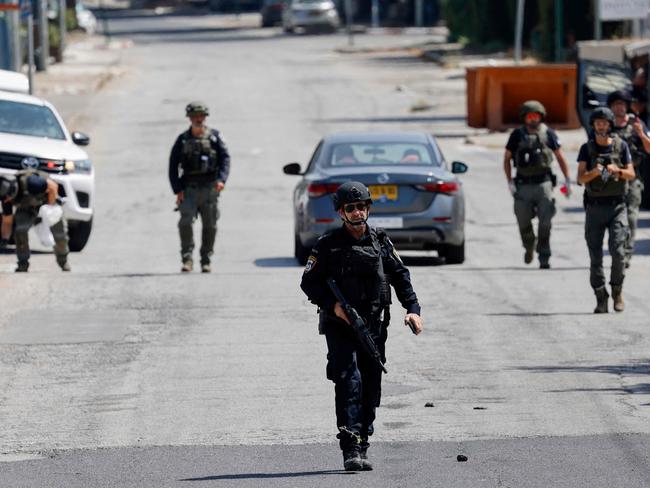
35, 204, 63, 247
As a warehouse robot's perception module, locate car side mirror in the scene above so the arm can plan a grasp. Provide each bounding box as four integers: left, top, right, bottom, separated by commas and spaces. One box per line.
72, 132, 90, 146
283, 162, 302, 175
451, 161, 468, 174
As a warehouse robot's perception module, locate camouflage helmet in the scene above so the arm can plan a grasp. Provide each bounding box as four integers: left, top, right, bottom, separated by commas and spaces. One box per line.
185, 101, 209, 117
332, 181, 372, 210
589, 106, 615, 128
519, 100, 547, 121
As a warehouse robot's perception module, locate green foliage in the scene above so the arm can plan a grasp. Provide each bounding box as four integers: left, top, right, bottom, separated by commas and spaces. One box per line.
66, 8, 78, 31
441, 0, 516, 49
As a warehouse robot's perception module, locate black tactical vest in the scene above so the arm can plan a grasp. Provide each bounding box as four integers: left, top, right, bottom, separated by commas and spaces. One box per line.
15, 171, 48, 208
329, 228, 391, 318
180, 129, 219, 176
513, 125, 554, 177
585, 137, 628, 197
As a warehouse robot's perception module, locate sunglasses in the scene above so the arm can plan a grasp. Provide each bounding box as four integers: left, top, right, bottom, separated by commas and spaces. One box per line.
343, 202, 368, 213
525, 113, 541, 121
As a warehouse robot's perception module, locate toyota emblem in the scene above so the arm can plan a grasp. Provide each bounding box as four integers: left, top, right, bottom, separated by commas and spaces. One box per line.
377, 173, 390, 184
21, 157, 40, 169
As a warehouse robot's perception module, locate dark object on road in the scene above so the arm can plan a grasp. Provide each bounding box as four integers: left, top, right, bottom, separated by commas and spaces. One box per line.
473, 406, 486, 410
457, 454, 468, 462
425, 402, 435, 407
327, 278, 388, 374
261, 0, 284, 27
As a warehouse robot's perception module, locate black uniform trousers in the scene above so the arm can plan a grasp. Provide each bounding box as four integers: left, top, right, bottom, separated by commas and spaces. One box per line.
324, 317, 387, 451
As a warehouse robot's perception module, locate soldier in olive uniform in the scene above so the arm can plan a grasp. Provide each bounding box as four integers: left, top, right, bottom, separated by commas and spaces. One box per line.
169, 102, 230, 273
300, 181, 423, 472
577, 107, 636, 313
503, 100, 572, 269
606, 90, 650, 268
0, 171, 69, 272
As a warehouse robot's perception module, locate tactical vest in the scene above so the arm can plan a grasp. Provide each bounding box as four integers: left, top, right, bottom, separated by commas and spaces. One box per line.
329, 228, 391, 319
585, 137, 628, 198
180, 129, 219, 176
15, 170, 48, 208
612, 119, 645, 171
513, 124, 554, 178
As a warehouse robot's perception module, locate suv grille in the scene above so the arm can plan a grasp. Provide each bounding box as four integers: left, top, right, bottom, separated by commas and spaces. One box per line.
0, 152, 67, 174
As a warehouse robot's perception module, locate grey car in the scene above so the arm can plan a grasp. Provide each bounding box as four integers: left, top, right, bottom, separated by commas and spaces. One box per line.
283, 131, 468, 265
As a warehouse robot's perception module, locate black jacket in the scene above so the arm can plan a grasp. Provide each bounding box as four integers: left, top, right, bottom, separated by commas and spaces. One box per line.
300, 225, 420, 321
168, 127, 231, 194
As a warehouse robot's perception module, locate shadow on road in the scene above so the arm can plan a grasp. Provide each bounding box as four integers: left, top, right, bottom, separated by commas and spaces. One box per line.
254, 257, 300, 267
486, 312, 592, 317
316, 115, 467, 124
180, 469, 348, 481
401, 255, 445, 266
518, 362, 650, 397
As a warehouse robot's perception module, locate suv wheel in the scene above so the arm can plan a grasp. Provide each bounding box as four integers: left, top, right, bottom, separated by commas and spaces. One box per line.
440, 241, 464, 264
68, 219, 92, 252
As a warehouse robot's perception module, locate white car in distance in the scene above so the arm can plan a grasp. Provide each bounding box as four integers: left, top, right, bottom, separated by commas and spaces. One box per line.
0, 86, 95, 252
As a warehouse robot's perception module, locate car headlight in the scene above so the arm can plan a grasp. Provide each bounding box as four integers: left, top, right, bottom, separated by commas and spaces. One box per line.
64, 159, 92, 173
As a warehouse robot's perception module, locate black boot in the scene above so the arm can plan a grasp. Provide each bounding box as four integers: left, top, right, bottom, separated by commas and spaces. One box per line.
611, 285, 624, 312
594, 286, 609, 314
343, 448, 363, 471
15, 260, 29, 272
359, 446, 373, 471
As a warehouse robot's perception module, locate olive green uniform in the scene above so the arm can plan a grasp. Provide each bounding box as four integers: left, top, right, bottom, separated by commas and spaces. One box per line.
580, 138, 630, 290
508, 124, 558, 264
13, 170, 68, 267
611, 120, 648, 265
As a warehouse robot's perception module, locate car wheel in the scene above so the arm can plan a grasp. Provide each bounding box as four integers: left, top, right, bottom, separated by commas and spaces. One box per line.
441, 241, 464, 264
68, 218, 92, 252
294, 233, 310, 265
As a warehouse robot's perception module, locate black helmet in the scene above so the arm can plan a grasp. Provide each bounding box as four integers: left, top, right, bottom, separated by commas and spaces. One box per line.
25, 173, 47, 195
589, 107, 615, 128
185, 101, 209, 117
519, 100, 546, 121
606, 90, 630, 107
0, 175, 17, 200
332, 181, 372, 210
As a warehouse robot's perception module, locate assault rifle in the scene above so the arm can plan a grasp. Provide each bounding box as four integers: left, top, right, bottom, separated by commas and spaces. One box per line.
327, 278, 388, 374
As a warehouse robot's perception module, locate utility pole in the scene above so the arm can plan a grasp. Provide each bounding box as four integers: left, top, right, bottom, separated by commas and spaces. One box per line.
58, 0, 65, 61
514, 0, 525, 64
414, 0, 422, 27
594, 0, 601, 40
371, 0, 378, 29
35, 0, 47, 71
554, 0, 563, 62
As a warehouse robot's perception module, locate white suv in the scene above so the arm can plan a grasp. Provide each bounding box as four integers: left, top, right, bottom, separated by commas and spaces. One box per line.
0, 89, 95, 251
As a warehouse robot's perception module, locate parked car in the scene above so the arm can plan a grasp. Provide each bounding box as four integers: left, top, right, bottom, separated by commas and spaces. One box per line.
282, 0, 339, 33
0, 89, 94, 251
283, 131, 468, 265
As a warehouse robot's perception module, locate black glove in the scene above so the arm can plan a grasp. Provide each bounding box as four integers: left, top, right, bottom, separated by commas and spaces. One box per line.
0, 238, 8, 249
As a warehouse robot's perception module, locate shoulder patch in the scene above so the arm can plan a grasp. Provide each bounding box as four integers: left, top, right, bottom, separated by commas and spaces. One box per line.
304, 255, 317, 273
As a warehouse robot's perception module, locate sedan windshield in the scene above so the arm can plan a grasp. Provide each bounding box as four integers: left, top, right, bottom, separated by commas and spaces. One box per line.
326, 142, 440, 167
0, 100, 66, 140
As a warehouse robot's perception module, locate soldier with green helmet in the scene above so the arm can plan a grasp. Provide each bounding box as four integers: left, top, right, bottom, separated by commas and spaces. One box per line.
169, 102, 230, 273
577, 107, 636, 313
606, 90, 650, 268
503, 100, 572, 269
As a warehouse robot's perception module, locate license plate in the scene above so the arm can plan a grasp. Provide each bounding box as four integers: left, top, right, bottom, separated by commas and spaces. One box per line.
367, 216, 403, 229
368, 185, 398, 201
309, 9, 321, 15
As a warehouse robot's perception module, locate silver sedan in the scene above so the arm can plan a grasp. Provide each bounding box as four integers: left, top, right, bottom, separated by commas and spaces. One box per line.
283, 131, 468, 264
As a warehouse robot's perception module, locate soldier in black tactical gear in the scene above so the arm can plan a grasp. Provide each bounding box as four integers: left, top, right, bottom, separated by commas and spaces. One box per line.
606, 90, 650, 268
169, 102, 230, 273
577, 107, 636, 313
504, 100, 572, 269
300, 181, 423, 472
0, 171, 69, 272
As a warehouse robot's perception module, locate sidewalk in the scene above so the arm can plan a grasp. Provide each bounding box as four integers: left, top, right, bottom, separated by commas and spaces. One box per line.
32, 32, 130, 99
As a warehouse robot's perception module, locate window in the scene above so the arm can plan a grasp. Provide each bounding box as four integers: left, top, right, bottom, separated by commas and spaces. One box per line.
0, 101, 66, 140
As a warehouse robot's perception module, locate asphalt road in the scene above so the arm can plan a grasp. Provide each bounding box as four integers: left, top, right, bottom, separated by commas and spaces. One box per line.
1, 11, 650, 487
